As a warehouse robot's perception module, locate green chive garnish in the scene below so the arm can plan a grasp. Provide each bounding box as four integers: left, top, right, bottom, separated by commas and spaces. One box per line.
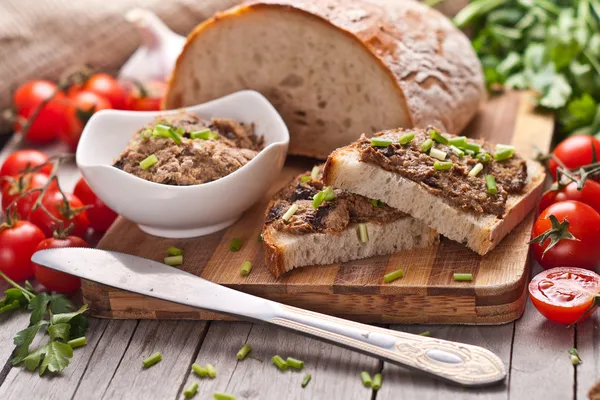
272, 355, 288, 370
468, 163, 484, 177
434, 161, 453, 171
310, 165, 320, 180
300, 175, 311, 183
184, 382, 199, 398
282, 204, 299, 221
371, 137, 393, 147
240, 261, 252, 276
191, 128, 219, 140
383, 268, 404, 283
399, 132, 415, 145
142, 352, 162, 368
286, 357, 305, 369
464, 142, 481, 153
465, 149, 475, 156
421, 139, 434, 152
140, 128, 153, 140
312, 191, 326, 208
164, 255, 183, 266
493, 147, 515, 161
139, 154, 158, 170
237, 344, 252, 360
449, 145, 464, 158
372, 373, 382, 391
477, 152, 491, 163
323, 187, 336, 201
418, 331, 431, 336
68, 336, 87, 349
371, 199, 385, 207
453, 273, 473, 281
448, 136, 467, 147
301, 374, 312, 388
206, 363, 217, 378
192, 363, 208, 377
167, 246, 183, 256
429, 148, 447, 161
569, 348, 582, 365
153, 124, 172, 137
213, 393, 236, 400
496, 144, 515, 151
229, 238, 243, 252
486, 175, 497, 194
358, 223, 368, 243
429, 129, 448, 145
360, 371, 373, 388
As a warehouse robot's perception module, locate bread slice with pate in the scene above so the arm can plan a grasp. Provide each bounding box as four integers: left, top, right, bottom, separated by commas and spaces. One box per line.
262, 167, 439, 278
322, 127, 545, 255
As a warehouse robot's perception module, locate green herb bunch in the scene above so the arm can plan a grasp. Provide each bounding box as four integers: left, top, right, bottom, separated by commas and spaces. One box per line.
454, 0, 600, 138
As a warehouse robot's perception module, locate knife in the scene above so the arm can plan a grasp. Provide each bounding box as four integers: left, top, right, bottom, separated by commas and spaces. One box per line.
32, 248, 506, 387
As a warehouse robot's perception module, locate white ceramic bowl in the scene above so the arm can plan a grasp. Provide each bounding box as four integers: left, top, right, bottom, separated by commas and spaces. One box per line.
76, 90, 289, 238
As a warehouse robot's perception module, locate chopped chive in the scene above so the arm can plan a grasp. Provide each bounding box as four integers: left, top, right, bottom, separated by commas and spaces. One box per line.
286, 357, 305, 369
429, 148, 447, 161
434, 161, 453, 171
399, 132, 415, 145
371, 199, 385, 207
453, 273, 473, 282
358, 223, 369, 243
360, 371, 373, 388
167, 246, 183, 256
300, 175, 311, 183
486, 175, 497, 194
282, 204, 299, 221
236, 344, 252, 360
229, 238, 243, 252
383, 268, 404, 283
372, 373, 382, 391
569, 348, 582, 365
191, 363, 208, 377
139, 154, 158, 169
140, 128, 153, 140
429, 129, 448, 145
418, 331, 431, 336
311, 165, 320, 180
206, 363, 217, 378
322, 187, 336, 201
477, 152, 492, 163
448, 136, 467, 147
468, 163, 484, 177
312, 190, 326, 208
191, 128, 219, 140
272, 355, 288, 370
421, 138, 434, 152
184, 382, 199, 398
465, 149, 475, 156
164, 255, 183, 266
213, 393, 236, 400
496, 144, 515, 151
168, 128, 182, 144
464, 142, 481, 153
153, 124, 172, 137
68, 336, 87, 349
142, 352, 162, 368
449, 145, 464, 158
301, 374, 312, 388
240, 261, 252, 277
493, 147, 515, 161
371, 137, 393, 147
175, 126, 186, 136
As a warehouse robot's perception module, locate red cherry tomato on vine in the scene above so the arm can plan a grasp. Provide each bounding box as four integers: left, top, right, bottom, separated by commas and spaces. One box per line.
539, 180, 600, 215
13, 80, 66, 144
0, 221, 45, 281
0, 150, 52, 178
529, 267, 600, 325
59, 90, 111, 151
125, 81, 166, 111
548, 135, 600, 179
29, 191, 89, 238
1, 173, 58, 219
530, 201, 600, 271
33, 236, 88, 293
77, 73, 127, 110
73, 178, 118, 232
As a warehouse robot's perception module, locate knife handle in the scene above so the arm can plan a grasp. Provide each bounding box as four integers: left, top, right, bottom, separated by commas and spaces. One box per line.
269, 304, 505, 387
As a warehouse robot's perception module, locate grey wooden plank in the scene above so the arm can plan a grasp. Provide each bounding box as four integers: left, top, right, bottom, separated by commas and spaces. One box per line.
376, 324, 511, 399
0, 318, 108, 399
92, 320, 207, 400
188, 321, 376, 400
575, 312, 599, 399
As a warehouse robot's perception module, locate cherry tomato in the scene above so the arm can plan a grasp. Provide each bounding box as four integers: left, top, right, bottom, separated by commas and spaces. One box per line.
73, 178, 118, 232
0, 221, 45, 281
125, 81, 166, 111
59, 90, 111, 151
78, 73, 127, 109
13, 80, 66, 144
1, 173, 58, 219
531, 201, 600, 271
33, 236, 88, 293
29, 191, 89, 238
540, 180, 600, 214
548, 135, 600, 179
529, 267, 600, 325
0, 150, 52, 178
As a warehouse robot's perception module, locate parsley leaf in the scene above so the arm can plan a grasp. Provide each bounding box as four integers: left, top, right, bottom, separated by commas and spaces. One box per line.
28, 292, 51, 325
12, 321, 48, 365
50, 304, 88, 325
0, 288, 29, 313
30, 341, 74, 376
47, 323, 71, 342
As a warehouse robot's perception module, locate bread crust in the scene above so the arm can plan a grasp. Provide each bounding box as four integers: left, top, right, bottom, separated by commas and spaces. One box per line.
165, 0, 485, 157
262, 223, 287, 278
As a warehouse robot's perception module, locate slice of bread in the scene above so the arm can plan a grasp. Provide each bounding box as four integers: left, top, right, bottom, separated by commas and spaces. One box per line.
323, 138, 545, 255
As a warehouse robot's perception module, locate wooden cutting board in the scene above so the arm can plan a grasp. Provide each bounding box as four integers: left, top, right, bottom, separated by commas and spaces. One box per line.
82, 91, 553, 325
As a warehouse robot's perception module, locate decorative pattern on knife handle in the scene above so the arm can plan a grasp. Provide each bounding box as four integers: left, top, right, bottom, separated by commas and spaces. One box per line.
270, 305, 506, 387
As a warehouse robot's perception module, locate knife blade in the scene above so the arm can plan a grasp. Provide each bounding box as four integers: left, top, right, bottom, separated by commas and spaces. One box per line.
32, 248, 506, 387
